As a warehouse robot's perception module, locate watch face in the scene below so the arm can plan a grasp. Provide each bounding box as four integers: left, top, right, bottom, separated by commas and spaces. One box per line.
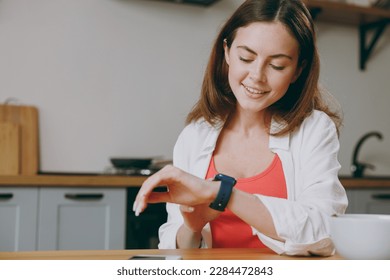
215, 173, 237, 185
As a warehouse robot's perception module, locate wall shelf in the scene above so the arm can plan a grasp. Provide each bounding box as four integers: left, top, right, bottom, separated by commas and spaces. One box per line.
305, 0, 390, 70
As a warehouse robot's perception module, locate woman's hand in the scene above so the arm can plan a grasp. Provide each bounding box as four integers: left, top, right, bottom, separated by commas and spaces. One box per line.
180, 203, 221, 232
176, 203, 221, 248
133, 165, 219, 216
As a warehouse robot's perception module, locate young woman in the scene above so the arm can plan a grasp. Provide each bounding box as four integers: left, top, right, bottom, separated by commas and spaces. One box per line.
133, 0, 348, 256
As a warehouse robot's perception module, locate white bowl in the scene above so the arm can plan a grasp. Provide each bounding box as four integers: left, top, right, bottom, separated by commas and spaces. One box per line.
330, 214, 390, 259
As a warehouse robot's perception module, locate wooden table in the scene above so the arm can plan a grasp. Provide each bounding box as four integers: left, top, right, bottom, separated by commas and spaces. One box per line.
0, 248, 341, 260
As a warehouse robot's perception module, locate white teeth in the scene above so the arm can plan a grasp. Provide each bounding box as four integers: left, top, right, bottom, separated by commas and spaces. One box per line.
244, 85, 265, 95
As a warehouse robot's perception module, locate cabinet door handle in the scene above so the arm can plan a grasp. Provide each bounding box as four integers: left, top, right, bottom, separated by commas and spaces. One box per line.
371, 194, 390, 200
0, 193, 14, 200
64, 193, 104, 201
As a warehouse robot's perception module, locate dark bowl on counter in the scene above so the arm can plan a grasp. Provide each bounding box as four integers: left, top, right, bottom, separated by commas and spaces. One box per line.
110, 158, 154, 169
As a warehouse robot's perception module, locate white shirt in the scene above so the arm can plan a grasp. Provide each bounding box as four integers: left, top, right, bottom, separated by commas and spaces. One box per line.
158, 110, 348, 256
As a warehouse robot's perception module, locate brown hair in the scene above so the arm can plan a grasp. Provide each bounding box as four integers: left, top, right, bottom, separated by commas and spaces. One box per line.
186, 0, 342, 135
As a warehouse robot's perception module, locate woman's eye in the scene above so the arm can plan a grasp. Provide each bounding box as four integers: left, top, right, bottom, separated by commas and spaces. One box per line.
239, 57, 252, 63
270, 64, 285, 71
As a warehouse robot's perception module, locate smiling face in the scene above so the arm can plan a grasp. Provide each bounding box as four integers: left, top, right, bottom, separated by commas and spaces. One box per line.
224, 21, 303, 117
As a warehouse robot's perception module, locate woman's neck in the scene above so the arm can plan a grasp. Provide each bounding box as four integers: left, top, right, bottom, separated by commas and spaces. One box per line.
225, 109, 270, 137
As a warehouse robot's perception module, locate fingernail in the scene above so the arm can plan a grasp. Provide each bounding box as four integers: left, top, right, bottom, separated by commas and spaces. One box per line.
132, 201, 137, 212
135, 205, 142, 217
187, 206, 194, 212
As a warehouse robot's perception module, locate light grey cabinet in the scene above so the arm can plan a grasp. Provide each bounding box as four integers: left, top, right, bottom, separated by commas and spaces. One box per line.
0, 187, 126, 251
0, 188, 39, 251
37, 188, 126, 250
346, 188, 390, 214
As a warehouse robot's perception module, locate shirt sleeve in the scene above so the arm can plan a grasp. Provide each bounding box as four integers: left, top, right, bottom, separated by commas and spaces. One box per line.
252, 112, 348, 256
158, 202, 183, 249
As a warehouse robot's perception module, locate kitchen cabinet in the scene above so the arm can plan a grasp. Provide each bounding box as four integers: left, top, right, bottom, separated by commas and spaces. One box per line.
0, 188, 39, 251
346, 188, 390, 214
37, 188, 126, 250
0, 175, 149, 251
0, 186, 126, 251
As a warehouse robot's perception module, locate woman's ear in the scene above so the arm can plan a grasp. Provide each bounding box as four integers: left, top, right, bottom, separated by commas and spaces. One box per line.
223, 39, 230, 65
291, 60, 306, 83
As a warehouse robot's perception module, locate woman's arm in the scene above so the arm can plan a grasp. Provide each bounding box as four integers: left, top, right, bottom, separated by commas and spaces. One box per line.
176, 224, 202, 248
227, 188, 284, 242
134, 164, 284, 247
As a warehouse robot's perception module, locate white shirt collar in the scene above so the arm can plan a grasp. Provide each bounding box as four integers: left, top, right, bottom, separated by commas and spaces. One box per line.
198, 117, 290, 154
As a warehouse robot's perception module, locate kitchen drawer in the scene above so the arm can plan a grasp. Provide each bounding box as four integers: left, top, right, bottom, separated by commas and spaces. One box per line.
37, 187, 126, 250
0, 187, 38, 251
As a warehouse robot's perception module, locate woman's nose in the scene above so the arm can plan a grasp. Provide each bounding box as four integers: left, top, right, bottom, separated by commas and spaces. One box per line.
250, 64, 267, 83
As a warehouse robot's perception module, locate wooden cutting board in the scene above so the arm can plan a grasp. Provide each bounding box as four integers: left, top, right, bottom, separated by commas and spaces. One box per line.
0, 122, 20, 175
0, 104, 39, 175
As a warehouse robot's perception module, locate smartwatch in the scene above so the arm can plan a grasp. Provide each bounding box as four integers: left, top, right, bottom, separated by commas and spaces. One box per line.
209, 173, 237, 212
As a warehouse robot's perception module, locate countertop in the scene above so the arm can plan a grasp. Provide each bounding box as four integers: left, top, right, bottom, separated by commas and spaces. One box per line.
338, 176, 390, 188
1, 174, 390, 188
0, 248, 341, 260
0, 174, 147, 187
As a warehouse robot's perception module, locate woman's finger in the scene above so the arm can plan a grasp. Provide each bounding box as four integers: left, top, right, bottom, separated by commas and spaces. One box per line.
133, 166, 177, 216
147, 191, 171, 204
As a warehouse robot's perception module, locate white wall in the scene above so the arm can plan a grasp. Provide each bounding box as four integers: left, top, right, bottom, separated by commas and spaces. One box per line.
317, 22, 390, 176
0, 0, 389, 176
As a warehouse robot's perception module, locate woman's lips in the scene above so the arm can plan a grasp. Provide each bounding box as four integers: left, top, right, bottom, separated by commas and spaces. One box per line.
243, 85, 269, 95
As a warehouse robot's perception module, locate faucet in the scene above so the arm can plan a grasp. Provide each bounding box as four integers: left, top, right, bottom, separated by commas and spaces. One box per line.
351, 131, 383, 178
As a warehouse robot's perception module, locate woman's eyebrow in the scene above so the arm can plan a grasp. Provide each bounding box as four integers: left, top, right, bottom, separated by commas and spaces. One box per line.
237, 45, 257, 55
270, 54, 293, 60
237, 45, 293, 60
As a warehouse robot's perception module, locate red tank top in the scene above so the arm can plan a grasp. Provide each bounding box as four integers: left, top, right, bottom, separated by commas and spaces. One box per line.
206, 154, 287, 248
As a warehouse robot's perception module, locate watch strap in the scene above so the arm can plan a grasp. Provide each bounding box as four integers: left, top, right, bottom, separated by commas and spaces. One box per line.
209, 173, 236, 211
